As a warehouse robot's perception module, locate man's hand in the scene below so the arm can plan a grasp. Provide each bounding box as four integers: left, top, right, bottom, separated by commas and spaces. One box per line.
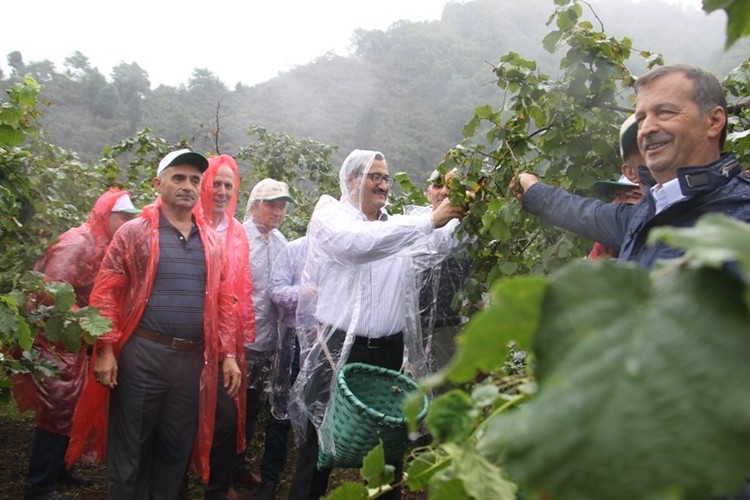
222, 357, 242, 397
510, 173, 540, 201
93, 343, 118, 389
431, 198, 466, 228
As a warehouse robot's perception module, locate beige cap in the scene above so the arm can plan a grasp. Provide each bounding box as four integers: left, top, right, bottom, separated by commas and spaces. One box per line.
249, 178, 295, 203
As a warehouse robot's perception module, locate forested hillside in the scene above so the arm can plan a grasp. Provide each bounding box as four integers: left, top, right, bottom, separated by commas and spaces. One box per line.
1, 0, 747, 180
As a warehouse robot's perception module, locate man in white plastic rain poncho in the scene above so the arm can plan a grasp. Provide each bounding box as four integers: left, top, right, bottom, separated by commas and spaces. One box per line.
287, 149, 465, 499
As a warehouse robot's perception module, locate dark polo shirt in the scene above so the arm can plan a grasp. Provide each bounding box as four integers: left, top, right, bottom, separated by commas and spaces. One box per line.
138, 210, 206, 341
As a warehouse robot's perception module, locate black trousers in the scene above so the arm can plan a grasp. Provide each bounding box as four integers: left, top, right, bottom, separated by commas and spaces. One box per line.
205, 370, 238, 499
106, 334, 204, 500
259, 335, 301, 485
288, 331, 404, 500
24, 427, 69, 496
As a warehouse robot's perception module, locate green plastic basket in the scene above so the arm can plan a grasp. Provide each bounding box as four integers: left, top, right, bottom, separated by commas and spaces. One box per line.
317, 362, 428, 469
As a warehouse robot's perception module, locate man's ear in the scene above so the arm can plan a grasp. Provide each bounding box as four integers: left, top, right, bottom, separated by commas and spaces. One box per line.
153, 176, 161, 193
345, 173, 357, 194
621, 163, 638, 184
706, 105, 726, 142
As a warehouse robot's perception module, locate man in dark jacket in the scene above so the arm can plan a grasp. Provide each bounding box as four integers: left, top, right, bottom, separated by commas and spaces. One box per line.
514, 64, 750, 270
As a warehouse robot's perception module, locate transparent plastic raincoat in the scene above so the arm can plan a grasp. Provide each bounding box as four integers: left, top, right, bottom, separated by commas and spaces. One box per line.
13, 188, 133, 435
268, 235, 307, 420
193, 154, 255, 476
65, 196, 237, 483
242, 192, 288, 394
289, 150, 438, 457
404, 204, 470, 373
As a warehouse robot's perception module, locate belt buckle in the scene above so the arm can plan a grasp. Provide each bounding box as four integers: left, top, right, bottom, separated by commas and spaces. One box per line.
366, 337, 379, 349
169, 337, 180, 350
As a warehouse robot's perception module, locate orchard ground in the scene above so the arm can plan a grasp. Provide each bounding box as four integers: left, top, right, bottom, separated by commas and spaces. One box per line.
0, 399, 427, 499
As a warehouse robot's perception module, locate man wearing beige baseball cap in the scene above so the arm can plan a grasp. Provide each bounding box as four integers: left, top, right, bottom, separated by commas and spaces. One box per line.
236, 178, 295, 487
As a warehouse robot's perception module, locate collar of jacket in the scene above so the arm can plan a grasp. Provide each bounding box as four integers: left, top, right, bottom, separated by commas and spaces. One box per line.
636, 153, 740, 195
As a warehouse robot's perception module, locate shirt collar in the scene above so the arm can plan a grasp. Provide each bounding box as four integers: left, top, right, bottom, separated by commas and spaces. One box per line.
650, 178, 686, 214
215, 214, 229, 233
342, 199, 389, 221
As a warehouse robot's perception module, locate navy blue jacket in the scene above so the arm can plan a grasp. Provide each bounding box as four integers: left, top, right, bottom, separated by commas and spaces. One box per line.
522, 154, 750, 269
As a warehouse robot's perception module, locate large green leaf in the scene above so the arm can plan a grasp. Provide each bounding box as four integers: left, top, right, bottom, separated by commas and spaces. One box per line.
45, 281, 76, 313
427, 443, 516, 500
75, 306, 112, 344
425, 390, 477, 443
359, 440, 394, 489
15, 316, 32, 352
649, 213, 750, 308
478, 261, 750, 499
443, 275, 547, 384
405, 450, 450, 491
61, 321, 82, 352
450, 444, 517, 500
0, 296, 20, 336
0, 125, 26, 147
704, 0, 750, 48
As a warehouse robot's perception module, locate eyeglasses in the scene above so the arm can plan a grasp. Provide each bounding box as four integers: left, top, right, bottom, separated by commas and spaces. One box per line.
361, 172, 394, 186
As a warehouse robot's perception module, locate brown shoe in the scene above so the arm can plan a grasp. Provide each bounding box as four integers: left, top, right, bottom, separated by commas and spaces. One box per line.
233, 468, 261, 486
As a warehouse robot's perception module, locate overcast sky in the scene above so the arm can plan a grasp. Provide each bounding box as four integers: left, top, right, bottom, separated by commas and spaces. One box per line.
2, 0, 704, 88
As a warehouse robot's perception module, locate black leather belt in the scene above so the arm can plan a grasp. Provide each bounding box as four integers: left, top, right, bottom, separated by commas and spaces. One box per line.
134, 326, 204, 351
353, 331, 403, 349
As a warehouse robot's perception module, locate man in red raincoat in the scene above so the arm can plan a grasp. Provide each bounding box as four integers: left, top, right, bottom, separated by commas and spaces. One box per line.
65, 149, 241, 499
13, 188, 139, 500
197, 154, 256, 499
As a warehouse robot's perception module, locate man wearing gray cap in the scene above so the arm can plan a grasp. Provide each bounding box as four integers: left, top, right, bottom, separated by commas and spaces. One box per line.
235, 178, 294, 486
66, 149, 242, 499
587, 115, 644, 260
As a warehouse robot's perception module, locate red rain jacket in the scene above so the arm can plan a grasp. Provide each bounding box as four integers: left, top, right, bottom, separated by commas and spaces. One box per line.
193, 153, 256, 478
65, 197, 237, 483
13, 188, 131, 435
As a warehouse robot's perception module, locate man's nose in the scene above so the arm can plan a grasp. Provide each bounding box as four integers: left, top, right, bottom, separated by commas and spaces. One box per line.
637, 114, 657, 141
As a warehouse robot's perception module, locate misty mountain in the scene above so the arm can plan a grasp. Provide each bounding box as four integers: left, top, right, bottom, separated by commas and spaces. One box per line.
2, 0, 746, 180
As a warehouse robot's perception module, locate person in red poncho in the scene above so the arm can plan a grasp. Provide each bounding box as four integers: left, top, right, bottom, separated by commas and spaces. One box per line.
13, 188, 139, 500
65, 149, 242, 500
196, 154, 256, 499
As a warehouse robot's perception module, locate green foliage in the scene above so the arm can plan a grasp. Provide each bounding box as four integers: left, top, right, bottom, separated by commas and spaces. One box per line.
332, 2, 750, 498
334, 215, 750, 500
0, 271, 109, 401
360, 441, 396, 492
0, 76, 41, 146
480, 257, 750, 499
388, 1, 749, 314
438, 275, 546, 385
235, 126, 339, 238
704, 0, 750, 48
723, 59, 750, 164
